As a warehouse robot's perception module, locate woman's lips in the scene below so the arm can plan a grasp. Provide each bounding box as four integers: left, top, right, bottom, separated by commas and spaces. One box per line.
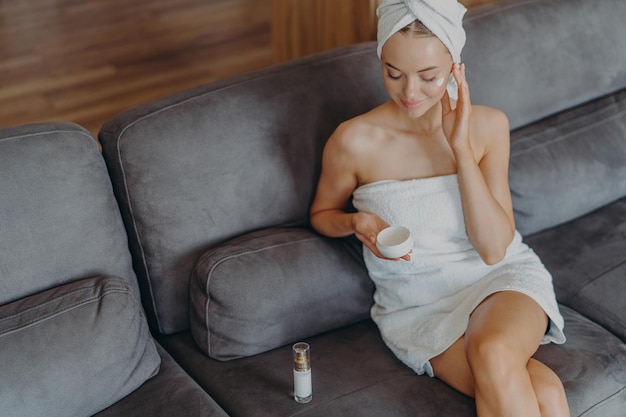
401, 98, 426, 110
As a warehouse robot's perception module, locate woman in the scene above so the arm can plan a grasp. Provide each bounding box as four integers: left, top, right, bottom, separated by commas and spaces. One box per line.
309, 1, 569, 416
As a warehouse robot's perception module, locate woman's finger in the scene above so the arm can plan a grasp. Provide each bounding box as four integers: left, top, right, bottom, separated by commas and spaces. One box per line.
454, 63, 471, 116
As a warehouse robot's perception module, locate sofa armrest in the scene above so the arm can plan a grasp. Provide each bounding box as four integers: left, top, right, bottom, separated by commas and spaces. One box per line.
0, 275, 160, 417
190, 227, 374, 360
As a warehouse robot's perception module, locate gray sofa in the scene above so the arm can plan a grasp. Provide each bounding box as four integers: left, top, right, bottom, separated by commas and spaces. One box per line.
0, 123, 229, 417
2, 0, 625, 415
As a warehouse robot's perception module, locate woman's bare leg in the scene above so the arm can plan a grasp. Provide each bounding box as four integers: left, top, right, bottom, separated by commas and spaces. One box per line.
430, 291, 570, 417
467, 291, 546, 416
527, 358, 570, 417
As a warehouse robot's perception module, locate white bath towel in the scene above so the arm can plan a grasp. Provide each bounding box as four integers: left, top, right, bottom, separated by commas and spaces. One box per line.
352, 175, 565, 377
377, 0, 467, 100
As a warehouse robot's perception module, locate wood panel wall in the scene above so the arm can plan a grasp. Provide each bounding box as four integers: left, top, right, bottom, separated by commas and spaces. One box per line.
0, 0, 273, 136
272, 0, 496, 62
1, 0, 497, 137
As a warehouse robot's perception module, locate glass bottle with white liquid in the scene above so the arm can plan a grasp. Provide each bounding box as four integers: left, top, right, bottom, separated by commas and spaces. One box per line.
292, 342, 312, 403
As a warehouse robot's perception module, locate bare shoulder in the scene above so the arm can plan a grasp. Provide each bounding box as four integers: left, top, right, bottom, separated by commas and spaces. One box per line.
470, 105, 510, 156
326, 106, 388, 156
471, 105, 509, 135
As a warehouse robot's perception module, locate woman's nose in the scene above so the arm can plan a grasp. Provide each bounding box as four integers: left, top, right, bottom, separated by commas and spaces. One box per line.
404, 77, 419, 98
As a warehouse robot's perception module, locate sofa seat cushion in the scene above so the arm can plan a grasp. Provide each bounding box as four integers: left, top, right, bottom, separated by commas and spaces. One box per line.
161, 305, 626, 417
190, 227, 373, 360
0, 275, 161, 417
95, 344, 229, 417
509, 88, 626, 235
526, 195, 626, 343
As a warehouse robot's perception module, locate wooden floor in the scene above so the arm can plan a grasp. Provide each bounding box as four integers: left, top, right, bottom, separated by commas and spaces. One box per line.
0, 0, 273, 137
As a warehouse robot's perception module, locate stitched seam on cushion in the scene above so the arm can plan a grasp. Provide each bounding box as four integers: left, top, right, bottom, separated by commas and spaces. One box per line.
574, 257, 626, 297
570, 258, 626, 332
511, 109, 626, 157
579, 386, 626, 416
201, 235, 320, 356
0, 276, 127, 323
0, 286, 95, 325
0, 128, 96, 145
203, 235, 320, 282
114, 135, 159, 332
0, 283, 127, 324
0, 286, 134, 337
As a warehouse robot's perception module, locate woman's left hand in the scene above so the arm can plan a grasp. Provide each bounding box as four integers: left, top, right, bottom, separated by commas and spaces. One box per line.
441, 63, 472, 153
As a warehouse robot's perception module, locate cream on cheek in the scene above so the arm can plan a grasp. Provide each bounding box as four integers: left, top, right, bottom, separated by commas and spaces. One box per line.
421, 76, 447, 98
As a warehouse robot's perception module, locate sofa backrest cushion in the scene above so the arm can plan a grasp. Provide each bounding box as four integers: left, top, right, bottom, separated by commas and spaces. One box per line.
510, 89, 626, 235
100, 44, 388, 334
0, 123, 139, 304
463, 0, 626, 234
463, 0, 626, 130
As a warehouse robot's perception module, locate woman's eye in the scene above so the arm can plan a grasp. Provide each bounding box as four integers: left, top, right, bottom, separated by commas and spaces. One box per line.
423, 76, 437, 83
387, 72, 402, 80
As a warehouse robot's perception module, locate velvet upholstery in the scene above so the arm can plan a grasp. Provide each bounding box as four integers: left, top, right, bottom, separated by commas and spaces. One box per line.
0, 123, 139, 303
95, 344, 228, 417
526, 195, 626, 343
190, 227, 373, 360
100, 0, 626, 337
0, 276, 160, 417
99, 46, 388, 335
462, 0, 626, 130
0, 122, 229, 416
160, 305, 626, 417
510, 89, 626, 235
96, 0, 626, 415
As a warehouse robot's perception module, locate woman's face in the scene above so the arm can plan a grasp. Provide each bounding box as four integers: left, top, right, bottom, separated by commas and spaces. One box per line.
381, 32, 453, 118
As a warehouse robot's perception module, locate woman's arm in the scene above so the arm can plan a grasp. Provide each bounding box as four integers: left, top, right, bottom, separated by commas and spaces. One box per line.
309, 124, 360, 238
310, 123, 404, 259
442, 64, 515, 265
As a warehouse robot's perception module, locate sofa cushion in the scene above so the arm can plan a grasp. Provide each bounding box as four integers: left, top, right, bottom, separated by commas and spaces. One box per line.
525, 195, 626, 343
190, 227, 373, 360
509, 89, 626, 235
0, 122, 140, 305
463, 0, 626, 130
0, 275, 161, 417
99, 43, 389, 335
161, 306, 626, 417
95, 344, 229, 417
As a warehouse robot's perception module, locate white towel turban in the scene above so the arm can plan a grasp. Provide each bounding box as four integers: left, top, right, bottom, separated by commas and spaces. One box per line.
377, 0, 467, 99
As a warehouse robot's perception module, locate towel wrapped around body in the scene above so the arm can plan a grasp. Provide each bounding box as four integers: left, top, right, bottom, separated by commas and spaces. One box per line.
352, 174, 565, 377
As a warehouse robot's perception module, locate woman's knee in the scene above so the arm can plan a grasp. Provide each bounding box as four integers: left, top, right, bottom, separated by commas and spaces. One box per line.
464, 329, 526, 386
464, 292, 547, 377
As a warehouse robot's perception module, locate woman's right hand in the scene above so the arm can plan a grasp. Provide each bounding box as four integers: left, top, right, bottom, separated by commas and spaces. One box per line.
352, 212, 411, 261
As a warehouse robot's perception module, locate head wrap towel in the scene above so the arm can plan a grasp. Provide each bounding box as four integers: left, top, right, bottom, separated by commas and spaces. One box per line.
377, 0, 467, 99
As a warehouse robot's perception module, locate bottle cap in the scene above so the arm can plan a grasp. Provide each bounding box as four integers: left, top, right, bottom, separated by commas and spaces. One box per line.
293, 342, 310, 371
